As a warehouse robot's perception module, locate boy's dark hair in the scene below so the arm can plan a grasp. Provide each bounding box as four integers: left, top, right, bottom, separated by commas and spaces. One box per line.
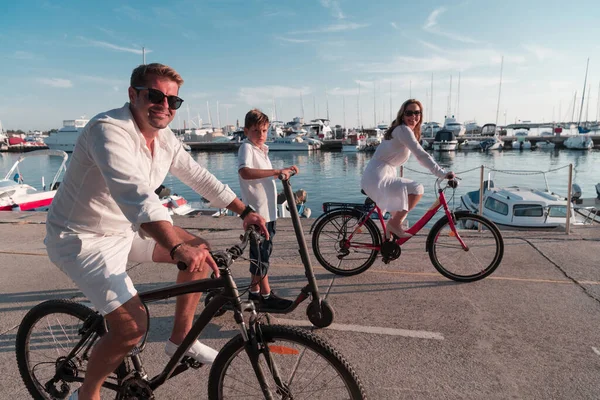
245, 109, 270, 129
130, 63, 184, 88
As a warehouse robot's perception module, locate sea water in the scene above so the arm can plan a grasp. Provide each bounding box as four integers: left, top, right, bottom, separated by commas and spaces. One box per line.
2, 148, 598, 226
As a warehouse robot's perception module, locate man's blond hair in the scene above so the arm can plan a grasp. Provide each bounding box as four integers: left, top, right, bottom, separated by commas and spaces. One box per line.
130, 63, 184, 88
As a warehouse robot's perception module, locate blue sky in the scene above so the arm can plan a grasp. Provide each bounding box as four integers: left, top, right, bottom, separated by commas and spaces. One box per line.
1, 0, 600, 131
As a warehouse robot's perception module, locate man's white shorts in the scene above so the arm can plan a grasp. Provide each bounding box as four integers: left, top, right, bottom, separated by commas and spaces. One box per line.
46, 231, 157, 316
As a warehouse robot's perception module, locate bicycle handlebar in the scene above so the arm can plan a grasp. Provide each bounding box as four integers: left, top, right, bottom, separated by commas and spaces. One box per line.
278, 169, 297, 181
435, 176, 461, 190
176, 225, 262, 271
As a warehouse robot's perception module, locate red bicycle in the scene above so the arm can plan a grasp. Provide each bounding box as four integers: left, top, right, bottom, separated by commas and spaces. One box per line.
311, 178, 504, 282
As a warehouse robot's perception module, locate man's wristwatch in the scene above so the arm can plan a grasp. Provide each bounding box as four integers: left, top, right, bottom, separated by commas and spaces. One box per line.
239, 204, 256, 220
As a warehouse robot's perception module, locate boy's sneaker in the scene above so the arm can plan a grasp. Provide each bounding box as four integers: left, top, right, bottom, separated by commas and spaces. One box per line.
249, 291, 294, 311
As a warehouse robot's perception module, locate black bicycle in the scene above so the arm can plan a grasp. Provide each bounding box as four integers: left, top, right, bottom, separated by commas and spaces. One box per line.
15, 227, 366, 399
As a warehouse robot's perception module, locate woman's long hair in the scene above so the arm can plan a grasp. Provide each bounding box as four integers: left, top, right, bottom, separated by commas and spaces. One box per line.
384, 99, 423, 141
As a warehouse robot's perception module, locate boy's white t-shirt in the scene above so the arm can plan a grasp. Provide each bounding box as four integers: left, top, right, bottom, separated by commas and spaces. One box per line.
238, 140, 278, 222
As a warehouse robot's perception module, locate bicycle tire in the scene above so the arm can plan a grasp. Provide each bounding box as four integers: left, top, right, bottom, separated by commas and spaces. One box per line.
427, 211, 504, 282
208, 324, 367, 399
311, 208, 381, 276
15, 299, 128, 399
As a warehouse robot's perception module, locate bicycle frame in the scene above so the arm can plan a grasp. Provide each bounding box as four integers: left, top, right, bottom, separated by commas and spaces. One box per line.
347, 180, 468, 251
56, 269, 251, 392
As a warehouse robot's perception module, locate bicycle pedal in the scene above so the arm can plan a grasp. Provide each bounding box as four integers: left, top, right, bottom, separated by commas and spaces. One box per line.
181, 356, 203, 369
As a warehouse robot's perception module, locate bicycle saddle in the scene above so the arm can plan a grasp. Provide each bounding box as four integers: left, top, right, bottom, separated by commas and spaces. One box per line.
360, 189, 375, 207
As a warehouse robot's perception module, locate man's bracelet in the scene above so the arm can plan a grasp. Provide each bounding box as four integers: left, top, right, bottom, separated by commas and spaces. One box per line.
239, 204, 256, 220
169, 242, 185, 260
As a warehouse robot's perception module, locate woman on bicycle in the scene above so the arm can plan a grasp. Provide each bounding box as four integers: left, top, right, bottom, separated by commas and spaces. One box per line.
361, 99, 455, 238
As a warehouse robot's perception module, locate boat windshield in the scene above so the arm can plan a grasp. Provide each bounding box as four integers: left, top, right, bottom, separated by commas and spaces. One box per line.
547, 205, 568, 218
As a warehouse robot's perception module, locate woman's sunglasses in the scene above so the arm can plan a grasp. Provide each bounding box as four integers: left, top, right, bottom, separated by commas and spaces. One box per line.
134, 87, 184, 110
404, 110, 422, 116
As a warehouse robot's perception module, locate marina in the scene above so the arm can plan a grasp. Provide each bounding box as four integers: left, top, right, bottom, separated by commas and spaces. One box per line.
2, 147, 599, 228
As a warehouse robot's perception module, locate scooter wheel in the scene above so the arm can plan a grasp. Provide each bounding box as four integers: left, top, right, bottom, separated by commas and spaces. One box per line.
204, 291, 227, 317
306, 300, 335, 328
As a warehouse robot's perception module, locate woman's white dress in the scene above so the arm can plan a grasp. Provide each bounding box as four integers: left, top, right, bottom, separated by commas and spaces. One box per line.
361, 125, 446, 213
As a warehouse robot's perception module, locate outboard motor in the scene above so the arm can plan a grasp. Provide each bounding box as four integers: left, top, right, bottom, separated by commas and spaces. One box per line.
571, 184, 582, 203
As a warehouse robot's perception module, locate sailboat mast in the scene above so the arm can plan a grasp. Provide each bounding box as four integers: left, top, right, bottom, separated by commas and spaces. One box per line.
373, 82, 377, 127
571, 91, 577, 124
343, 95, 346, 130
577, 58, 589, 126
430, 73, 434, 123
495, 56, 504, 126
447, 75, 452, 117
326, 88, 330, 121
456, 72, 461, 121
206, 101, 212, 127
389, 80, 392, 122
596, 81, 600, 123
357, 83, 361, 128
216, 101, 221, 129
300, 93, 305, 121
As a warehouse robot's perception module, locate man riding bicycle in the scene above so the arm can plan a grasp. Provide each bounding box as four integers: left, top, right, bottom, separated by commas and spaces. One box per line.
45, 63, 267, 400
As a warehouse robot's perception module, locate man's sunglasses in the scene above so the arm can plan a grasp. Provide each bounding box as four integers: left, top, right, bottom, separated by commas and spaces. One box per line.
134, 87, 184, 110
404, 110, 422, 116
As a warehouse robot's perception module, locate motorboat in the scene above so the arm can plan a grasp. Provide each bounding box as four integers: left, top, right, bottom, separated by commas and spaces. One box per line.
563, 135, 593, 150
571, 183, 600, 224
267, 135, 321, 151
480, 136, 503, 151
460, 181, 589, 229
480, 123, 502, 137
458, 139, 482, 151
512, 139, 532, 150
443, 116, 466, 136
432, 129, 458, 151
45, 119, 89, 152
419, 138, 431, 150
303, 119, 334, 140
0, 150, 68, 211
535, 140, 556, 150
422, 122, 441, 138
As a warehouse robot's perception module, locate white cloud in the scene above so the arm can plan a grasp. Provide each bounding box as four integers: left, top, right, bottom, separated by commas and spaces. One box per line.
77, 36, 149, 55
238, 85, 312, 105
424, 7, 446, 29
423, 7, 480, 44
320, 0, 345, 19
114, 5, 143, 21
78, 75, 127, 86
188, 92, 211, 99
360, 48, 525, 74
327, 87, 360, 96
522, 44, 557, 61
37, 78, 73, 88
390, 22, 398, 30
13, 51, 34, 60
289, 22, 369, 34
276, 36, 312, 43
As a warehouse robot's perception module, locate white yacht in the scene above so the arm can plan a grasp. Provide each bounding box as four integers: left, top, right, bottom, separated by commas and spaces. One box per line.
563, 135, 593, 150
432, 129, 458, 151
303, 119, 333, 140
443, 116, 466, 136
45, 119, 89, 152
267, 135, 321, 151
422, 122, 441, 138
0, 120, 7, 144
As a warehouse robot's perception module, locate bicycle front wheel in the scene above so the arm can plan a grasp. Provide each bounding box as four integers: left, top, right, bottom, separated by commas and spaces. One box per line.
15, 299, 126, 399
312, 209, 381, 276
208, 325, 366, 399
428, 212, 504, 282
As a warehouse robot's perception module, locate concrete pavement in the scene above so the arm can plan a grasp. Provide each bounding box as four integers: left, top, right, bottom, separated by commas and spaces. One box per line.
1, 212, 599, 399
